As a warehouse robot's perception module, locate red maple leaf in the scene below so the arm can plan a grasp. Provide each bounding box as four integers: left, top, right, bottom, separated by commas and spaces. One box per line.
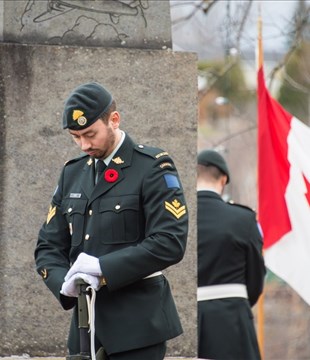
303, 174, 310, 206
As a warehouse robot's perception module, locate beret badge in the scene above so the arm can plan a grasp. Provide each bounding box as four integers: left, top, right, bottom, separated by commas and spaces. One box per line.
73, 109, 87, 127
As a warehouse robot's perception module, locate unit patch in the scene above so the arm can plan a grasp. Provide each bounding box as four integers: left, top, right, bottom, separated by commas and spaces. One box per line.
46, 205, 56, 224
165, 199, 186, 219
164, 174, 180, 189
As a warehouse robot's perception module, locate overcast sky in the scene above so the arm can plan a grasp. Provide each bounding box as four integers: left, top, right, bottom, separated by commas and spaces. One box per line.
170, 1, 304, 60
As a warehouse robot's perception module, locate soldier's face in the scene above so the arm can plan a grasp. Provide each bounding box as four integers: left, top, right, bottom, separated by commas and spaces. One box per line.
69, 111, 121, 159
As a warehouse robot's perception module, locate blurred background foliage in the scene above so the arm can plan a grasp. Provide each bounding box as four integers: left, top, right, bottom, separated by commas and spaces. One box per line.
171, 1, 310, 359
278, 40, 310, 122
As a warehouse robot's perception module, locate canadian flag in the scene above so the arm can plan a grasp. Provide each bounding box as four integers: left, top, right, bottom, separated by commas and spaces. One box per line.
258, 66, 310, 305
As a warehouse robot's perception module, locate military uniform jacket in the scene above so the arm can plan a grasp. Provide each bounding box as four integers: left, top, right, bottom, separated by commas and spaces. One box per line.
35, 134, 188, 354
198, 190, 265, 360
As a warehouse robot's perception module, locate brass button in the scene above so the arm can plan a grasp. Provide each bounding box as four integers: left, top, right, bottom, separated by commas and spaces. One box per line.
115, 204, 121, 210
138, 144, 144, 148
89, 210, 93, 215
68, 207, 72, 213
85, 234, 90, 240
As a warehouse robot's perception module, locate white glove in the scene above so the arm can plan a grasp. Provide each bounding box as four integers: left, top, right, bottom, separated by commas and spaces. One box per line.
65, 252, 102, 281
60, 272, 101, 297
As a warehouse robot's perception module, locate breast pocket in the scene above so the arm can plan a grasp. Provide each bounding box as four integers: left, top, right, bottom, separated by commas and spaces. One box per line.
62, 199, 88, 246
98, 195, 140, 244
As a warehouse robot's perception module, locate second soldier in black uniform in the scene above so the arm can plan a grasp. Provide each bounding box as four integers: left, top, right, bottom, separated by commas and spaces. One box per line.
197, 149, 265, 360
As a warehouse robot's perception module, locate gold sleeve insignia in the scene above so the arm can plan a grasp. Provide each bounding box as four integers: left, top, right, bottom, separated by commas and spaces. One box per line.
46, 205, 56, 224
41, 268, 48, 279
99, 276, 107, 286
165, 199, 186, 219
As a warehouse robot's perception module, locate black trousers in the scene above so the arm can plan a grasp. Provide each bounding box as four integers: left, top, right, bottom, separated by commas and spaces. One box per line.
105, 342, 167, 360
68, 342, 166, 360
198, 299, 261, 360
68, 302, 167, 360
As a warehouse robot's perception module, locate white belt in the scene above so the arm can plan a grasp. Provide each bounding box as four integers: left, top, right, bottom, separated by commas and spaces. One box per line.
197, 284, 248, 301
144, 271, 162, 279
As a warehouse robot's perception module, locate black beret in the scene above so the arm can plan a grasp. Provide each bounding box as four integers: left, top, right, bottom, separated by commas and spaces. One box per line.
197, 149, 230, 183
62, 82, 113, 130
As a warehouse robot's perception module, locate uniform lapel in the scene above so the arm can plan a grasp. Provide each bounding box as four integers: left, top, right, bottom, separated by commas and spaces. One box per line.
79, 157, 96, 199
89, 134, 135, 204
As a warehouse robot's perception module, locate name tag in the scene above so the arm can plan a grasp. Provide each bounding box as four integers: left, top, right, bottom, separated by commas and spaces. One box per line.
70, 193, 82, 198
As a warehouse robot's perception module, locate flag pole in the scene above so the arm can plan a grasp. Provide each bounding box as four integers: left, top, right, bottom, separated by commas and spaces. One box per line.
257, 286, 265, 359
256, 6, 265, 360
257, 9, 263, 71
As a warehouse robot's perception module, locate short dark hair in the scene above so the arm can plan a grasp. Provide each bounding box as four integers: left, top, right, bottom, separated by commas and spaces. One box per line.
99, 100, 116, 124
197, 164, 227, 182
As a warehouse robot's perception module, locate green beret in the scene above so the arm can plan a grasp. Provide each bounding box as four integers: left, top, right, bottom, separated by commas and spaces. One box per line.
62, 82, 113, 130
197, 149, 230, 183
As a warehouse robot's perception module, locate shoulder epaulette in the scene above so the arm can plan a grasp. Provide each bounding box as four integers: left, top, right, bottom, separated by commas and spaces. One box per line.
135, 144, 169, 160
64, 153, 89, 166
228, 200, 256, 213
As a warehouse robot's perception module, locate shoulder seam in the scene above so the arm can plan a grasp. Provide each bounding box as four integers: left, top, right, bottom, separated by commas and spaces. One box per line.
135, 144, 168, 159
64, 153, 88, 166
228, 201, 256, 213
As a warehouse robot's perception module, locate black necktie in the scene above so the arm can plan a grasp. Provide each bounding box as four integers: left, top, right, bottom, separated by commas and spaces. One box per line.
95, 160, 106, 184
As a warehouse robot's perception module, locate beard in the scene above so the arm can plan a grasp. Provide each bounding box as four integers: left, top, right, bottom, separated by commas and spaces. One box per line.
95, 126, 117, 160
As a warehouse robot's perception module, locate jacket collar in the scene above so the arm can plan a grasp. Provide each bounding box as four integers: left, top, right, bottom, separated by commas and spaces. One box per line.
198, 190, 224, 201
85, 133, 136, 203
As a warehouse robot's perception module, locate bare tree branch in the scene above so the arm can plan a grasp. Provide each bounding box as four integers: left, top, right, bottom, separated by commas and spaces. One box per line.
202, 0, 218, 14
283, 69, 309, 93
211, 124, 257, 148
269, 5, 310, 89
198, 55, 238, 101
235, 1, 253, 51
171, 0, 217, 26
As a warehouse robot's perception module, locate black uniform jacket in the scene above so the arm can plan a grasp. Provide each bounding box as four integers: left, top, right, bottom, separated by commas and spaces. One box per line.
198, 190, 265, 360
35, 134, 188, 354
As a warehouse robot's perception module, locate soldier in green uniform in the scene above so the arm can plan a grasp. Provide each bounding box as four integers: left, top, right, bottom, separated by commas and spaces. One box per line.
197, 149, 265, 360
35, 82, 188, 360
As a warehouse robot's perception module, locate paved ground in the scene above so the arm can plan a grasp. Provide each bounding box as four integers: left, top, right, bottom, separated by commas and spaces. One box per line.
0, 356, 199, 360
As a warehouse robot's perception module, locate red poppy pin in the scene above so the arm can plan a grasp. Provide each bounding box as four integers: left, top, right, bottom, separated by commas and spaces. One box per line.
104, 169, 119, 183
